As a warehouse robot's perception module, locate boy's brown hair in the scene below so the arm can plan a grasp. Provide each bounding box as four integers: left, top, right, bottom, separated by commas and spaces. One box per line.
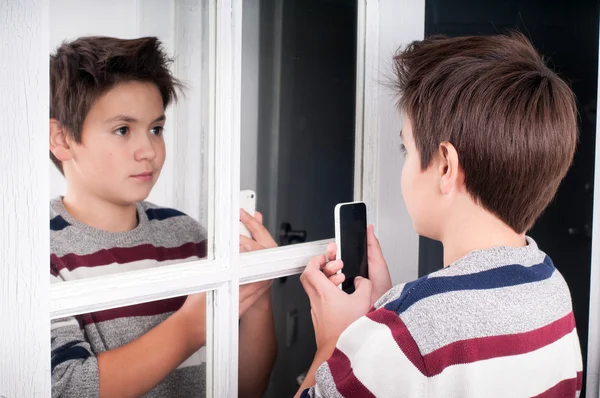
50, 36, 182, 173
393, 33, 578, 233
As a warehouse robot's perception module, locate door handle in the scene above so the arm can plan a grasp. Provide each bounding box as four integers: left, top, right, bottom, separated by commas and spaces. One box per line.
279, 222, 307, 245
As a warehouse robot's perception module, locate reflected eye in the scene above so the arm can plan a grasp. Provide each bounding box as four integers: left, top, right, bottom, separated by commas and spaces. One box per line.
151, 126, 164, 136
114, 126, 129, 136
400, 143, 407, 154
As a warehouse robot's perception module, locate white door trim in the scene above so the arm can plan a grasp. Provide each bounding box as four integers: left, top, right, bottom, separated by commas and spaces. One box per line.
0, 0, 51, 396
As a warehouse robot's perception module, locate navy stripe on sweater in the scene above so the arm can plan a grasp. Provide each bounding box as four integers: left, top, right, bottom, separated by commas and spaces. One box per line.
385, 257, 555, 314
50, 215, 71, 231
145, 208, 186, 221
401, 278, 425, 297
51, 341, 90, 371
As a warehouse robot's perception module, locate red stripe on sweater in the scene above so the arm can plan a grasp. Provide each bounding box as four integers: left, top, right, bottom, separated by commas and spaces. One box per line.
422, 312, 576, 376
51, 240, 207, 271
367, 309, 427, 374
532, 371, 582, 397
81, 296, 186, 326
368, 308, 576, 378
327, 348, 376, 398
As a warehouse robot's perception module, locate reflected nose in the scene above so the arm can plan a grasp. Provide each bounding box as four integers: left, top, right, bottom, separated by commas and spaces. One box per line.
134, 133, 157, 162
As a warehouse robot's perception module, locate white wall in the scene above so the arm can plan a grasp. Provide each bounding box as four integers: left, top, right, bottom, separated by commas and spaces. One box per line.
0, 0, 50, 396
374, 0, 424, 285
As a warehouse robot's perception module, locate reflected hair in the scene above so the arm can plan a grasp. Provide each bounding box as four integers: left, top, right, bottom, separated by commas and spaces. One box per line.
50, 36, 183, 173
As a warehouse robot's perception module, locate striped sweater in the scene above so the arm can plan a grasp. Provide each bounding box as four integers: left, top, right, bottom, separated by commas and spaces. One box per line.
303, 237, 583, 398
50, 197, 208, 398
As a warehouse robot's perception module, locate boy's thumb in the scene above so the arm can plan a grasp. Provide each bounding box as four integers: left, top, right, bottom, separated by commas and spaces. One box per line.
354, 277, 372, 297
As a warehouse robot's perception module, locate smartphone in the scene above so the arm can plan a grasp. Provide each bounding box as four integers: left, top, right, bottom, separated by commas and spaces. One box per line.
240, 190, 256, 238
334, 201, 368, 293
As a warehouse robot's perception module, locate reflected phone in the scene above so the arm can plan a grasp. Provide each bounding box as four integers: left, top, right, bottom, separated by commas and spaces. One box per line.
240, 190, 256, 238
334, 201, 368, 293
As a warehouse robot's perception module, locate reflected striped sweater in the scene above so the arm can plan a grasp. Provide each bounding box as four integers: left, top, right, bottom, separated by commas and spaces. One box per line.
303, 237, 583, 398
50, 197, 208, 398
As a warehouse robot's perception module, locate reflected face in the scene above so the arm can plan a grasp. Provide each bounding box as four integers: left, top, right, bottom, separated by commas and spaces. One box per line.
64, 81, 166, 205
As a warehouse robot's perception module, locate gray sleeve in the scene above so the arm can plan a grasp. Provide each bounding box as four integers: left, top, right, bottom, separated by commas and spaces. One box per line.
306, 362, 344, 398
51, 317, 99, 398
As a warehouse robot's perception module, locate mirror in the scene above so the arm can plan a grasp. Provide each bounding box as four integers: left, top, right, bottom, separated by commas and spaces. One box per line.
240, 0, 360, 396
49, 1, 211, 395
241, 0, 359, 248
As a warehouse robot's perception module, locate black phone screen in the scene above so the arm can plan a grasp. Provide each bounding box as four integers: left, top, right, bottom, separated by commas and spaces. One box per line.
340, 203, 368, 293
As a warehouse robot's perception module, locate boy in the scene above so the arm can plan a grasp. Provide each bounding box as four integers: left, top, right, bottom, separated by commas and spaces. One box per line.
297, 33, 583, 397
49, 36, 277, 397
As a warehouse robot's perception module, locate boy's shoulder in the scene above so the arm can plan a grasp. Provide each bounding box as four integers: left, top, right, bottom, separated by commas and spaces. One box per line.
139, 200, 207, 240
140, 200, 198, 223
376, 237, 555, 306
376, 239, 569, 314
50, 199, 206, 236
50, 198, 207, 252
373, 239, 574, 360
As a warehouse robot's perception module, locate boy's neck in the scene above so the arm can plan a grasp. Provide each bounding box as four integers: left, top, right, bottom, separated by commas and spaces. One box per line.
440, 202, 527, 267
62, 191, 139, 233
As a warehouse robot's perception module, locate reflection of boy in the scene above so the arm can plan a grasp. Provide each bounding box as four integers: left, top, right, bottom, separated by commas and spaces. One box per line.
298, 33, 582, 397
50, 36, 276, 397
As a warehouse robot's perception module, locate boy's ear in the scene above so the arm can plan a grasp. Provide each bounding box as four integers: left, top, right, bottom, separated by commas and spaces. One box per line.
50, 119, 73, 162
438, 141, 460, 195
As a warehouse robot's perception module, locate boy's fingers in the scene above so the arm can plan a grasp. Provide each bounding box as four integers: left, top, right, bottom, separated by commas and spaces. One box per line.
300, 255, 329, 294
323, 259, 343, 277
326, 242, 337, 262
239, 281, 270, 310
240, 286, 267, 316
239, 235, 263, 251
239, 244, 253, 253
353, 276, 373, 300
367, 224, 386, 266
366, 225, 393, 295
240, 209, 277, 249
328, 273, 345, 286
306, 255, 327, 273
240, 280, 271, 300
254, 211, 264, 224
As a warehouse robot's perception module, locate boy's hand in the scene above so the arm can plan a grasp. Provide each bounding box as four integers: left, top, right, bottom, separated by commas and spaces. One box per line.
365, 224, 392, 305
322, 224, 392, 307
239, 209, 277, 251
239, 279, 272, 317
179, 292, 208, 347
300, 255, 372, 352
238, 209, 278, 317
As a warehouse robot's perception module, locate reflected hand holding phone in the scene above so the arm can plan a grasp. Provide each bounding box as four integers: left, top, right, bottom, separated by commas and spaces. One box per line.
240, 190, 256, 239
334, 201, 369, 294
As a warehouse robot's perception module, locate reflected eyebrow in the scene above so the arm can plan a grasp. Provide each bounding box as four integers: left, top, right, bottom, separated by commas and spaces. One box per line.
400, 129, 404, 140
105, 114, 166, 124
